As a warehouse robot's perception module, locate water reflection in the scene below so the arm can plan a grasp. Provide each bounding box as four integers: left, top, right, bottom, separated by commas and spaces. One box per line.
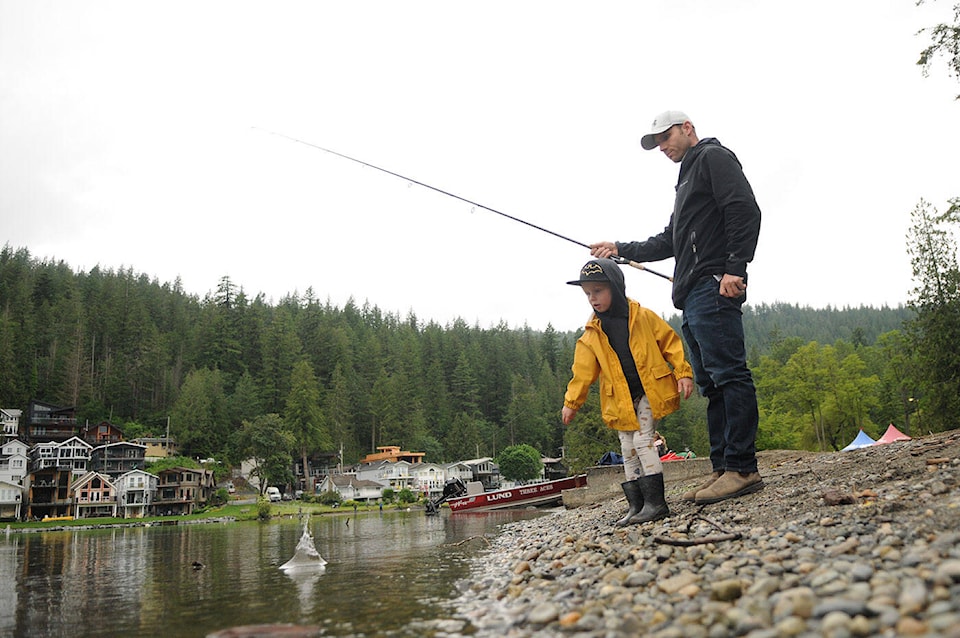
0, 509, 548, 637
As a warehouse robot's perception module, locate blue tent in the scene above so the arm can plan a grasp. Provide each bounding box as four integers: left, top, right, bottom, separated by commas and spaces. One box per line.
598, 451, 624, 465
841, 429, 876, 451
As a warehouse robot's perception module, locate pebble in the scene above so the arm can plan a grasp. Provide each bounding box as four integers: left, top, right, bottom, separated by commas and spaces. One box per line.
417, 433, 960, 637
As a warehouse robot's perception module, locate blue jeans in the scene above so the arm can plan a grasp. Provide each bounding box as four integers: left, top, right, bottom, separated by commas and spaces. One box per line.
681, 276, 759, 474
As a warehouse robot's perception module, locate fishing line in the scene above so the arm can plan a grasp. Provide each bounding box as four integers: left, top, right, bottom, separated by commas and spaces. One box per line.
254, 127, 673, 282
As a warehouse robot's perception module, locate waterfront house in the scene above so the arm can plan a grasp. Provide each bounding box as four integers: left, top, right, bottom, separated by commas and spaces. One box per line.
315, 474, 384, 503
444, 461, 474, 484
360, 445, 425, 464
71, 472, 118, 519
25, 401, 77, 444
30, 436, 92, 475
1, 408, 21, 441
0, 440, 28, 486
409, 462, 446, 500
27, 465, 73, 519
89, 441, 146, 477
115, 469, 158, 518
0, 480, 22, 521
154, 467, 215, 515
461, 457, 501, 490
357, 459, 414, 492
80, 421, 124, 447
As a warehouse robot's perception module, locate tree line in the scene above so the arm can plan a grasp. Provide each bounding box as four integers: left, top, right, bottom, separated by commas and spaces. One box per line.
1, 218, 956, 477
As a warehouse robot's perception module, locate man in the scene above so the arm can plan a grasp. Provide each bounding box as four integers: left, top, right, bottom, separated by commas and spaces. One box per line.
590, 110, 762, 504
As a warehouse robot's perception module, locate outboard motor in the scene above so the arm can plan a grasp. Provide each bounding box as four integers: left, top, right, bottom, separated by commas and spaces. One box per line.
424, 478, 467, 515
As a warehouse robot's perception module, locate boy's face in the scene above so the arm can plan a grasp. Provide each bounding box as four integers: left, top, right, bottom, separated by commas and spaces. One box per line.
581, 282, 612, 313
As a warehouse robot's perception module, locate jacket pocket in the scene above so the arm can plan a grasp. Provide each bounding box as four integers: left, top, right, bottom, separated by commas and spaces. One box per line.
599, 379, 619, 427
650, 364, 680, 418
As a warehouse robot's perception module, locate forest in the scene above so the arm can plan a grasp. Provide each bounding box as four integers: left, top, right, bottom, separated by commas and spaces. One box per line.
1, 199, 957, 480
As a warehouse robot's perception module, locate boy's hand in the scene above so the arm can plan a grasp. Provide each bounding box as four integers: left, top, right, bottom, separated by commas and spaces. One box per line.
678, 377, 694, 399
562, 406, 577, 425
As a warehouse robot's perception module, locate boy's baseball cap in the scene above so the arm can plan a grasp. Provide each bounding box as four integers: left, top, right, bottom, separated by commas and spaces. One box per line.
640, 110, 690, 150
567, 260, 610, 286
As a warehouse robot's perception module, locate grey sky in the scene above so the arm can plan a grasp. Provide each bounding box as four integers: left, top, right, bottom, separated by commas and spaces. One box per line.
2, 1, 958, 330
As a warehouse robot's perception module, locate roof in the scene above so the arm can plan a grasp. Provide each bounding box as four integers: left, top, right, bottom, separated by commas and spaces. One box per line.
326, 475, 384, 489
91, 441, 147, 451
117, 468, 160, 480
71, 471, 116, 489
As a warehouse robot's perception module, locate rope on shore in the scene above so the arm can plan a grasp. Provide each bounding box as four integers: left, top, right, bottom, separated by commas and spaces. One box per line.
653, 514, 742, 546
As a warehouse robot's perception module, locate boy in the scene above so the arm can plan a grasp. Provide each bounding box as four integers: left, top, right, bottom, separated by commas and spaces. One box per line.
562, 259, 694, 526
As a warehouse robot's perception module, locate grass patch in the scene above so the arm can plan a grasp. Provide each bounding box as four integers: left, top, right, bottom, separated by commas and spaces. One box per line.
4, 500, 419, 530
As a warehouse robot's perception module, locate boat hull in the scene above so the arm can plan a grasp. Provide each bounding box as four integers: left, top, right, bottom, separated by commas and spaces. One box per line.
446, 475, 587, 513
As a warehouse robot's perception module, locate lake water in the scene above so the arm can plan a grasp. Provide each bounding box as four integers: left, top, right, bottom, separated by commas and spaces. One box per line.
0, 509, 547, 637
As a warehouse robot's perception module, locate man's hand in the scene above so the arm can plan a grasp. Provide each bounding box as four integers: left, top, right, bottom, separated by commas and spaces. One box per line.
719, 274, 746, 298
678, 377, 694, 400
562, 406, 577, 425
589, 242, 619, 259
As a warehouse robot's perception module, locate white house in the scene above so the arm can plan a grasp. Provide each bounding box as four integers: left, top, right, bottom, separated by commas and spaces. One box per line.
410, 462, 446, 499
0, 440, 28, 486
356, 460, 414, 491
115, 469, 158, 518
31, 436, 92, 475
0, 480, 22, 520
316, 474, 384, 503
0, 409, 21, 440
444, 462, 474, 484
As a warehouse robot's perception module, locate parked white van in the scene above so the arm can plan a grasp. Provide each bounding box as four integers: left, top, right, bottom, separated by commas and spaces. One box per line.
265, 486, 282, 502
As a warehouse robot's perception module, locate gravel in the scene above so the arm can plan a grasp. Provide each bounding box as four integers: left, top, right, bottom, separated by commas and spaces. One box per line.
412, 429, 960, 637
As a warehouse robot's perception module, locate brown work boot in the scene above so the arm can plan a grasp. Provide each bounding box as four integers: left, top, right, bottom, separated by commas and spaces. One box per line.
681, 471, 724, 502
694, 471, 763, 504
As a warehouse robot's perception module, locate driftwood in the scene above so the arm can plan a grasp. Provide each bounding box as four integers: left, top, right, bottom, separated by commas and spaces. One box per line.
447, 535, 491, 547
654, 514, 742, 546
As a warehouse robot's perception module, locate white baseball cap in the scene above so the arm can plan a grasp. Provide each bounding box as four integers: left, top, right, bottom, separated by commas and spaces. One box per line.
640, 110, 691, 150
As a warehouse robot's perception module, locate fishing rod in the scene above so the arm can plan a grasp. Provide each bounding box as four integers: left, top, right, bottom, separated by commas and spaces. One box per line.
254, 128, 673, 282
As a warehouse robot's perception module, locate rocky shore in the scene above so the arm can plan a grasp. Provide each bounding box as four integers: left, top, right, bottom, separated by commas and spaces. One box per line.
420, 429, 960, 637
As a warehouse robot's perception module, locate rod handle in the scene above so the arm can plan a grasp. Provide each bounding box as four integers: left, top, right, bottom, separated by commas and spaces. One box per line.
614, 257, 673, 282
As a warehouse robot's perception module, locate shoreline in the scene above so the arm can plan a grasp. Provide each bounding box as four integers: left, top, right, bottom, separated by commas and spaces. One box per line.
3, 501, 420, 534
417, 429, 960, 637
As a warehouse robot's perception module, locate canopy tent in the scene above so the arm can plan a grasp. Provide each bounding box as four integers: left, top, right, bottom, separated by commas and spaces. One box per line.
841, 429, 877, 451
875, 423, 912, 445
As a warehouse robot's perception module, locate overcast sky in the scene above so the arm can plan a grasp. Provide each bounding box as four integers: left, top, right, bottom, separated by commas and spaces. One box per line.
2, 1, 959, 332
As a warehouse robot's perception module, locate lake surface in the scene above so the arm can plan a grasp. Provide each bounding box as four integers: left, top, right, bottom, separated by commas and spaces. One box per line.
0, 509, 547, 637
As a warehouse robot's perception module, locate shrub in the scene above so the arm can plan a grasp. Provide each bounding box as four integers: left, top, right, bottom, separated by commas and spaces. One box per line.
256, 496, 272, 520
316, 490, 342, 506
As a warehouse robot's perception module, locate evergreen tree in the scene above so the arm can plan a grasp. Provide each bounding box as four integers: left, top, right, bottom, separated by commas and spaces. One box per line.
170, 367, 230, 458
284, 361, 331, 490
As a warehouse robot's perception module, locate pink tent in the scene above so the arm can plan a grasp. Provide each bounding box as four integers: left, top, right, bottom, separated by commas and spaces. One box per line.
874, 423, 912, 445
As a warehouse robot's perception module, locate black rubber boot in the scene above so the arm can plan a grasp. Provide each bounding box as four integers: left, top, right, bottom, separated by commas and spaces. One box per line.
630, 473, 669, 524
615, 480, 644, 527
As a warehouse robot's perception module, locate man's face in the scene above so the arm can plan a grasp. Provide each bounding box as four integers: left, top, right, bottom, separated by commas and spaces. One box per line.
581, 282, 612, 313
653, 123, 694, 163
